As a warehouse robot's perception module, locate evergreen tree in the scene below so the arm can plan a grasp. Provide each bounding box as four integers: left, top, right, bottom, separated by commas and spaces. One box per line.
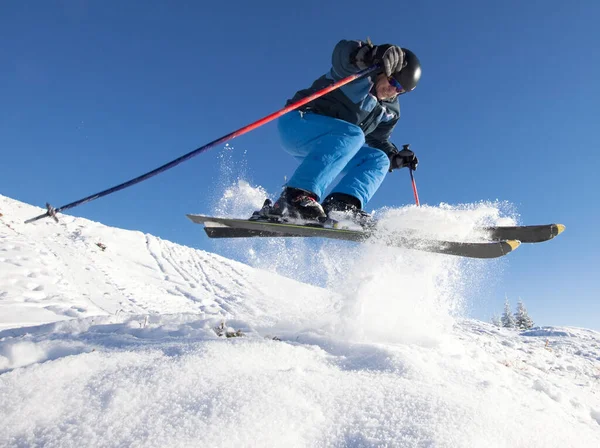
491, 314, 501, 327
514, 298, 534, 330
501, 298, 516, 328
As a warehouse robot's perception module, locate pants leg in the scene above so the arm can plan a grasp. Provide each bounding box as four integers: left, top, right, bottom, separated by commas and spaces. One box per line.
331, 145, 391, 208
277, 111, 365, 201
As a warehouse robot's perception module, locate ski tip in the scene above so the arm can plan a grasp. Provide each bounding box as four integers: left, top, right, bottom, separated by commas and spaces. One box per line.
506, 240, 521, 251
555, 224, 566, 236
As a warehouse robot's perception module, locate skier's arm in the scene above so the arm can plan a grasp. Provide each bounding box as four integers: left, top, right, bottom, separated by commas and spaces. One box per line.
330, 40, 374, 103
331, 40, 368, 77
366, 119, 418, 171
365, 118, 398, 156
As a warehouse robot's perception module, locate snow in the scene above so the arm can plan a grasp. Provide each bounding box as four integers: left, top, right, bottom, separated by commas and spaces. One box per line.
1, 194, 599, 447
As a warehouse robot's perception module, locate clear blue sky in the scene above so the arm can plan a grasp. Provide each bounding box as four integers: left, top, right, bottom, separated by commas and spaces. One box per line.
2, 1, 599, 329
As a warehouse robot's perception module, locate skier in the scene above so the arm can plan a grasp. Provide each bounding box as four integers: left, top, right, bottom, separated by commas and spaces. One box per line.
269, 38, 422, 226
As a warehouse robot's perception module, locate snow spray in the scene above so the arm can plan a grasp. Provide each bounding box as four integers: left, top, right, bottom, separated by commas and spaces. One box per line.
211, 150, 518, 345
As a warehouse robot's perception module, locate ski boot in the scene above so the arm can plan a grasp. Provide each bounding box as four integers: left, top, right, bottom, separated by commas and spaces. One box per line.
249, 198, 275, 221
322, 193, 376, 230
250, 187, 327, 224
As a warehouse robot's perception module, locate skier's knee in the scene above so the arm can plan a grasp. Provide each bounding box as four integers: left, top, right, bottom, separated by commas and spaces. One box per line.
372, 150, 391, 173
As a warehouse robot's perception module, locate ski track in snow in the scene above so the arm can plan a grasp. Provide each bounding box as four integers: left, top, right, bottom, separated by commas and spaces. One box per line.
1, 194, 599, 447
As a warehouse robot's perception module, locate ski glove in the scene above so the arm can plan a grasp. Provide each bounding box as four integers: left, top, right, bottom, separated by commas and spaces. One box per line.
354, 44, 405, 77
389, 147, 419, 172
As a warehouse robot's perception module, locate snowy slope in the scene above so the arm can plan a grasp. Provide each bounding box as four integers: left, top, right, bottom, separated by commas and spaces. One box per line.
0, 195, 335, 331
1, 195, 599, 447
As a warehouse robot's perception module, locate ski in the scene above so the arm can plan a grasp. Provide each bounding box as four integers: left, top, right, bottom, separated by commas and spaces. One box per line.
197, 220, 565, 244
187, 214, 520, 259
479, 224, 565, 243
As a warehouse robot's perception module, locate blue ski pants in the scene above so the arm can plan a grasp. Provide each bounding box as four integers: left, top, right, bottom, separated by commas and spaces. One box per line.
277, 111, 390, 208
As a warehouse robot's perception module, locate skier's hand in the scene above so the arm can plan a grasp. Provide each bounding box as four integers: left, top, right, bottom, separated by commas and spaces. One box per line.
390, 148, 419, 172
354, 44, 404, 76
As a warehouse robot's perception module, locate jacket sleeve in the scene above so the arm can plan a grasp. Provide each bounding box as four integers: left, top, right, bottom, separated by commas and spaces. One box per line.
330, 40, 374, 104
365, 118, 399, 157
331, 40, 363, 77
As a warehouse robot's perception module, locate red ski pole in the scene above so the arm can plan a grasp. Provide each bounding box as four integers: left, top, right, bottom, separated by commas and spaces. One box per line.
26, 65, 379, 224
409, 169, 420, 206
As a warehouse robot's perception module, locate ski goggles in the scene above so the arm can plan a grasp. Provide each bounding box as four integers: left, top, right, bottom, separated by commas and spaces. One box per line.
388, 76, 405, 94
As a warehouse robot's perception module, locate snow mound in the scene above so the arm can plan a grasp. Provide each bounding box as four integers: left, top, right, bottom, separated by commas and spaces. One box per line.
1, 194, 599, 447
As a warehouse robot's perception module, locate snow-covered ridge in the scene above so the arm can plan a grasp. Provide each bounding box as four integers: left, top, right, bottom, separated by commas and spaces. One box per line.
1, 195, 599, 447
0, 195, 335, 331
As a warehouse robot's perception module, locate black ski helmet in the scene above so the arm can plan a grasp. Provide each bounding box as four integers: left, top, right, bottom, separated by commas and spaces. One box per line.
393, 48, 421, 94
